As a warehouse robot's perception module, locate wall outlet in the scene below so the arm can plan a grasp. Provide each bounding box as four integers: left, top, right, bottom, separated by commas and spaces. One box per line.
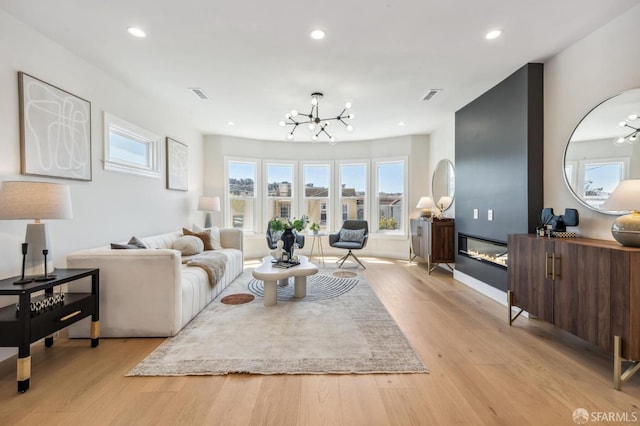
473, 209, 478, 219
488, 209, 494, 221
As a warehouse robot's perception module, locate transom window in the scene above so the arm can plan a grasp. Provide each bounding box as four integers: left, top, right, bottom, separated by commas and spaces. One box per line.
103, 113, 160, 178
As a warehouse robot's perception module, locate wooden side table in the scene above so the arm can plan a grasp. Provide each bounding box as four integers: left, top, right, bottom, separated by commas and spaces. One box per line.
0, 268, 99, 393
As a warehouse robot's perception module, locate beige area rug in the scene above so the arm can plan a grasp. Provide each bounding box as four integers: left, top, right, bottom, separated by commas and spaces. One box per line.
127, 268, 427, 376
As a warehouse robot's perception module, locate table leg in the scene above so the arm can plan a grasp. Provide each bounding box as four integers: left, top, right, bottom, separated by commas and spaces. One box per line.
318, 237, 325, 267
264, 280, 277, 306
91, 270, 100, 347
294, 276, 307, 298
17, 292, 31, 393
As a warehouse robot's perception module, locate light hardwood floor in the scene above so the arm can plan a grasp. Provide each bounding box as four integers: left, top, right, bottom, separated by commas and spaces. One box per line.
1, 257, 639, 425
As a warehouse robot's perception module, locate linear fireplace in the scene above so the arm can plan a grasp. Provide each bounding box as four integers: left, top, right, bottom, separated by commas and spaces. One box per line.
458, 233, 507, 269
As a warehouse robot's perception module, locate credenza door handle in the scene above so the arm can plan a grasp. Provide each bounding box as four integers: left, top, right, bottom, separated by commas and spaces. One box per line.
545, 252, 551, 279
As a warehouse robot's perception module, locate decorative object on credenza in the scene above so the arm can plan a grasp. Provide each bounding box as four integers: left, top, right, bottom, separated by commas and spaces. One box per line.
601, 179, 640, 247
437, 196, 453, 212
0, 181, 73, 277
166, 137, 188, 191
18, 72, 92, 181
540, 208, 579, 236
197, 196, 220, 228
279, 92, 354, 144
416, 196, 436, 218
14, 243, 33, 285
35, 249, 57, 281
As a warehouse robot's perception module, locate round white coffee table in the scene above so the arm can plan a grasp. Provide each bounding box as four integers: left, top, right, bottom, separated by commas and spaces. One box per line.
252, 255, 318, 306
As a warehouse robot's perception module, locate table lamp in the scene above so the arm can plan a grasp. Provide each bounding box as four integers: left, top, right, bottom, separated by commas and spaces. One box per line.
198, 195, 220, 228
601, 179, 640, 247
416, 196, 436, 218
0, 181, 73, 280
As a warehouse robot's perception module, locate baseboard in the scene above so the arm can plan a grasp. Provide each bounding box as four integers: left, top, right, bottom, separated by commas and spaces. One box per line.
453, 270, 530, 318
453, 269, 508, 306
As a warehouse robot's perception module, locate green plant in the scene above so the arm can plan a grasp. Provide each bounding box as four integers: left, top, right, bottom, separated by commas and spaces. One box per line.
310, 222, 320, 231
268, 215, 309, 232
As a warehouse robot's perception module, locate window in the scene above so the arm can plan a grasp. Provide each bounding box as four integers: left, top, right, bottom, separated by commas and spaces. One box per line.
227, 160, 257, 232
579, 158, 628, 210
303, 164, 331, 231
375, 160, 405, 233
339, 163, 367, 226
103, 113, 161, 178
266, 163, 295, 221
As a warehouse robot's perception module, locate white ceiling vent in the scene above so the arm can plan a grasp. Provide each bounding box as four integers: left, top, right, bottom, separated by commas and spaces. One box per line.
421, 89, 442, 102
189, 88, 209, 100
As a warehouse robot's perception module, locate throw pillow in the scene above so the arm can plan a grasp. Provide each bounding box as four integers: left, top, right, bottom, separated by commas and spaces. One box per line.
110, 236, 148, 250
339, 228, 365, 243
192, 224, 223, 250
183, 227, 214, 251
173, 235, 204, 256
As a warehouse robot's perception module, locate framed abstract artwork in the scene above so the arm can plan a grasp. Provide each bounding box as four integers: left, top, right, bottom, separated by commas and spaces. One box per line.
18, 72, 92, 181
166, 137, 188, 191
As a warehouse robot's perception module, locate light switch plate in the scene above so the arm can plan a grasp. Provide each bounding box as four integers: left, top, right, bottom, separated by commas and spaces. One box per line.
473, 209, 478, 219
488, 209, 494, 221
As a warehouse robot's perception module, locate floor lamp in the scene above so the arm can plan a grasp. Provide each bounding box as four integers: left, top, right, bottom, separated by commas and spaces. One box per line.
0, 181, 73, 280
198, 196, 220, 228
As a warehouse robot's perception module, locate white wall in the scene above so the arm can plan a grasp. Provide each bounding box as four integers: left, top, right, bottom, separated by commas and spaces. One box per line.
427, 113, 456, 218
0, 9, 204, 279
203, 134, 430, 259
544, 4, 640, 240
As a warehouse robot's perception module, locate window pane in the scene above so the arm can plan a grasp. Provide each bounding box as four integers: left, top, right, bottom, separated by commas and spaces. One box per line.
267, 199, 291, 220
304, 165, 329, 197
305, 199, 329, 231
109, 131, 149, 166
230, 198, 255, 231
583, 162, 623, 209
228, 162, 255, 197
267, 164, 293, 197
378, 162, 404, 231
340, 164, 366, 225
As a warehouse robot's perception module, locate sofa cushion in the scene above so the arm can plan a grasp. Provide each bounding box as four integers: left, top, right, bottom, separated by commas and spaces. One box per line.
183, 227, 214, 251
192, 224, 223, 250
173, 235, 204, 256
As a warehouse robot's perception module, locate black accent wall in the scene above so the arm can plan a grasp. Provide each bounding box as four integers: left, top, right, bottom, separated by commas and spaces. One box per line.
455, 63, 544, 291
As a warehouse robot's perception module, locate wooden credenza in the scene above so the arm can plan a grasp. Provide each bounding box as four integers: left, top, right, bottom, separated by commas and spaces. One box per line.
410, 218, 455, 273
508, 234, 640, 389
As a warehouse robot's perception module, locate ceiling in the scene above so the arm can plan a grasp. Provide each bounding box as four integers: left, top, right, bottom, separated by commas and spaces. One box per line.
1, 0, 638, 143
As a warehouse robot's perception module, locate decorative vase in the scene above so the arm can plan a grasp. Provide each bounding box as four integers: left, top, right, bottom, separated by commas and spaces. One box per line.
281, 228, 296, 259
313, 229, 318, 235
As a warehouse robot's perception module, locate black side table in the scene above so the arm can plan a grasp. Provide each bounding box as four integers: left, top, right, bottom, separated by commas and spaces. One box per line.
0, 268, 99, 393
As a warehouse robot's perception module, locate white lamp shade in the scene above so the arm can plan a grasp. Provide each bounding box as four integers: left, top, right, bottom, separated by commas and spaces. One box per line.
416, 196, 436, 209
0, 181, 73, 220
198, 196, 221, 212
601, 179, 640, 212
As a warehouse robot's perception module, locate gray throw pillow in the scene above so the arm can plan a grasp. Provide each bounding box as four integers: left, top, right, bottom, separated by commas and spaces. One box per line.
111, 236, 148, 250
339, 228, 365, 243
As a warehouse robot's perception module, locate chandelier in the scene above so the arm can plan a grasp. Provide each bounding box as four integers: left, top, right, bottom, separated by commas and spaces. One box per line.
615, 113, 639, 145
279, 92, 354, 145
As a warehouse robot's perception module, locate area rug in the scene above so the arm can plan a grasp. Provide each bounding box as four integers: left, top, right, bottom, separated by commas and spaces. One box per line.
127, 269, 427, 376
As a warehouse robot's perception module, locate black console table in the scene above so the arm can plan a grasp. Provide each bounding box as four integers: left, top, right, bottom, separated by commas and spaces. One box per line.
0, 268, 99, 393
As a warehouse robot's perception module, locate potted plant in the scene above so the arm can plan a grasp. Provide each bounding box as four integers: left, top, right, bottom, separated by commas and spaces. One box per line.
310, 222, 320, 234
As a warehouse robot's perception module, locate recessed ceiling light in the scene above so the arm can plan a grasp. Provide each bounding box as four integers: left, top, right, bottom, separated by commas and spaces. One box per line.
485, 29, 502, 40
398, 121, 406, 126
310, 29, 326, 40
127, 27, 147, 38
227, 121, 235, 126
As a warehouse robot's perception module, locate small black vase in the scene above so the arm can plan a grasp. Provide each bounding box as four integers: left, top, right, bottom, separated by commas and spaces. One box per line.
281, 228, 296, 258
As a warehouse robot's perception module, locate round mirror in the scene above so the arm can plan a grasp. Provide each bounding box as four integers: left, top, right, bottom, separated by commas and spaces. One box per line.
564, 88, 640, 214
432, 159, 455, 211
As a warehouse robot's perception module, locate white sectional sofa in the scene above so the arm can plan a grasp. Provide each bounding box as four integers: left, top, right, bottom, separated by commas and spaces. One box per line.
66, 228, 243, 338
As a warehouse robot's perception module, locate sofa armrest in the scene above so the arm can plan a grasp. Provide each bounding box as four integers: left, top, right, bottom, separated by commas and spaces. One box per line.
220, 228, 243, 252
66, 248, 183, 337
